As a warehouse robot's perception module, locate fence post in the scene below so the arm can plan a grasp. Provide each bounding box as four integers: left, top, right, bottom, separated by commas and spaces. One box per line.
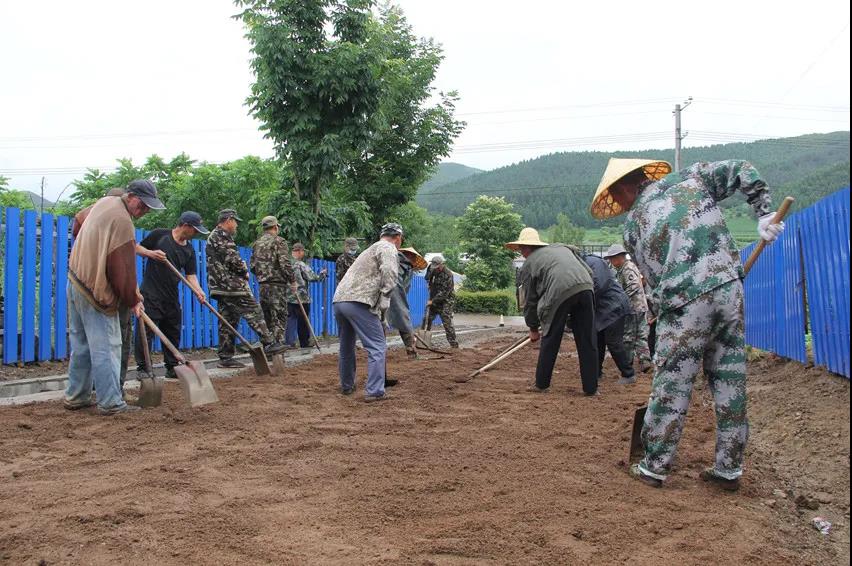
3, 207, 20, 364
21, 210, 38, 362
54, 215, 69, 360
38, 212, 55, 361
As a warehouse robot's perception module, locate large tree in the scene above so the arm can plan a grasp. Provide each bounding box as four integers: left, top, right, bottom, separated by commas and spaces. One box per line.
457, 196, 523, 291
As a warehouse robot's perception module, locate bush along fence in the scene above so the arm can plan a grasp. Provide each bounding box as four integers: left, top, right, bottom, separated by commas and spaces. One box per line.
740, 186, 850, 378
1, 208, 430, 364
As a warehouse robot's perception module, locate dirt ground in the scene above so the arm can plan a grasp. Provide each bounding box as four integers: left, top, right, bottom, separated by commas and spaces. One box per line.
0, 333, 848, 565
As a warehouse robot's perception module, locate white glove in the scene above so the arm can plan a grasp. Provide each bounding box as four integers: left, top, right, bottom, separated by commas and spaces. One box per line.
378, 295, 390, 314
757, 213, 785, 243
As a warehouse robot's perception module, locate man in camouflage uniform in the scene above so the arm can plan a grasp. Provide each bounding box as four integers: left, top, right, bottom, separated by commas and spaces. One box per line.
250, 216, 296, 345
285, 242, 327, 349
592, 158, 784, 490
604, 243, 653, 373
335, 237, 359, 284
206, 209, 286, 368
426, 255, 458, 349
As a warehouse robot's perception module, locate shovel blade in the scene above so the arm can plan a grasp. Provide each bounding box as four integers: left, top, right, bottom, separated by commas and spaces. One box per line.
628, 405, 647, 464
271, 353, 286, 376
415, 329, 433, 348
247, 344, 272, 376
175, 361, 219, 408
137, 376, 164, 408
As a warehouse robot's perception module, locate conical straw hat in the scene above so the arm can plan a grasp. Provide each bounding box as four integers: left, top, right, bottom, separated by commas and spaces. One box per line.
505, 227, 548, 250
590, 158, 672, 219
400, 247, 427, 270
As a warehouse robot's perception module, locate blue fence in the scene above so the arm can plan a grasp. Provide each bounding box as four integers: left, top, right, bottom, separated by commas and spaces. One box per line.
1, 209, 429, 363
740, 186, 850, 378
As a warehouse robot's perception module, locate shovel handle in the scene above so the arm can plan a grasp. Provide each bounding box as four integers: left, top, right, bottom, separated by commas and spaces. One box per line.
162, 258, 255, 345
137, 317, 155, 378
467, 337, 531, 379
743, 197, 794, 276
295, 293, 323, 353
140, 312, 187, 364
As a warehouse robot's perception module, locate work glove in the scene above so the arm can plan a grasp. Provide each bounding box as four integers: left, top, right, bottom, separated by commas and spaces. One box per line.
378, 295, 390, 315
757, 213, 785, 243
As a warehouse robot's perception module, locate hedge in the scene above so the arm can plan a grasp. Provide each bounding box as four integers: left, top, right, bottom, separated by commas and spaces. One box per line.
455, 290, 518, 315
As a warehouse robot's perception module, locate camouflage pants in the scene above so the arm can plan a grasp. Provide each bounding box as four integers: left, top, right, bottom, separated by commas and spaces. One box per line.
624, 312, 652, 367
639, 280, 748, 481
215, 295, 273, 359
427, 300, 458, 347
259, 284, 288, 344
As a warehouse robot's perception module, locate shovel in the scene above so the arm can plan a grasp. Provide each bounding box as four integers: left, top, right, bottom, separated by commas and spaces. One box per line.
456, 337, 531, 383
162, 259, 272, 376
135, 318, 164, 408
295, 292, 323, 354
141, 312, 219, 408
415, 302, 433, 349
628, 197, 795, 464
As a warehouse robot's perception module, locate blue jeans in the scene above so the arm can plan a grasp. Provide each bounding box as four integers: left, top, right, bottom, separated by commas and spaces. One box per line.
333, 301, 386, 397
65, 285, 126, 411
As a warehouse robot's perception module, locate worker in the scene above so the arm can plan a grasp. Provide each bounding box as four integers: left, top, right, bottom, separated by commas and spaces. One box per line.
285, 243, 327, 350
250, 216, 296, 346
335, 237, 360, 284
425, 255, 459, 349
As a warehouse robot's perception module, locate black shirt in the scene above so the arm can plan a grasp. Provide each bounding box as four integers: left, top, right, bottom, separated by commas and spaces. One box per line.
139, 229, 197, 308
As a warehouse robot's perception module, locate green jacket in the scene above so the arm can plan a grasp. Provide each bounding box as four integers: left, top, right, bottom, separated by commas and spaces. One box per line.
517, 244, 594, 335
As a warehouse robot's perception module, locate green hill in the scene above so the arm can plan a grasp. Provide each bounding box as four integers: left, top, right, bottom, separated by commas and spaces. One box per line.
417, 132, 850, 230
419, 162, 482, 193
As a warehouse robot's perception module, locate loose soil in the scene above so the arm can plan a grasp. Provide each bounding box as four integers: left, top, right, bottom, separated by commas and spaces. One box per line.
0, 333, 848, 565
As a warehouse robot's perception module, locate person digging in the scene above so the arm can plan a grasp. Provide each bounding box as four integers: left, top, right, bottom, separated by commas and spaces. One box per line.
591, 158, 785, 490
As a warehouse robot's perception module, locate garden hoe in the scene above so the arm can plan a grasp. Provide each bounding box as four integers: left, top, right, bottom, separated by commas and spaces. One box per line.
628, 197, 795, 465
456, 337, 531, 383
163, 259, 272, 376
135, 318, 164, 408
141, 312, 219, 408
295, 293, 323, 354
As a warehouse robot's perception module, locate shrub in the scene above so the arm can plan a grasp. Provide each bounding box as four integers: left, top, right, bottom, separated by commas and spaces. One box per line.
455, 290, 518, 315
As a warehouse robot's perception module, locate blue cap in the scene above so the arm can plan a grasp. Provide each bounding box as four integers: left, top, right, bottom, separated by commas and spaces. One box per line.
178, 211, 209, 234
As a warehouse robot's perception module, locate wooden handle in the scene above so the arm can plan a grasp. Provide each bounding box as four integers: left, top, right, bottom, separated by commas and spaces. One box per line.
743, 197, 794, 275
137, 318, 154, 377
140, 311, 186, 364
471, 337, 531, 377
295, 293, 322, 353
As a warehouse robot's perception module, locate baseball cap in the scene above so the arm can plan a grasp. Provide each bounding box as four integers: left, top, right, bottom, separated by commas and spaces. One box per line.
292, 242, 305, 251
261, 215, 279, 229
218, 209, 243, 223
380, 222, 404, 237
126, 179, 165, 210
178, 211, 209, 235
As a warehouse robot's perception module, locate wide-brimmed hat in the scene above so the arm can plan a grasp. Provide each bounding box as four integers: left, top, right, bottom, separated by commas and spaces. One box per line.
505, 227, 548, 251
400, 247, 427, 270
590, 158, 672, 219
603, 243, 628, 258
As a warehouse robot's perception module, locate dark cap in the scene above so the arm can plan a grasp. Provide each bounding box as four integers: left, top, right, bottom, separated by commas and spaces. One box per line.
126, 179, 165, 210
218, 209, 243, 223
178, 211, 209, 235
292, 242, 305, 252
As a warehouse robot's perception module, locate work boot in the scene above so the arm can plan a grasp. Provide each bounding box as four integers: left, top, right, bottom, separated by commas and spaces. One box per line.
449, 343, 460, 349
63, 398, 96, 411
629, 464, 663, 488
217, 358, 246, 369
405, 346, 418, 360
364, 393, 389, 403
98, 404, 142, 416
699, 468, 741, 492
618, 375, 636, 385
165, 367, 178, 380
526, 384, 549, 393
264, 342, 287, 356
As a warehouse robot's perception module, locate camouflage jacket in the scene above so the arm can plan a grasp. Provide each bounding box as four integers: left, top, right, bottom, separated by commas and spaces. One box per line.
332, 240, 399, 314
624, 160, 772, 314
286, 259, 324, 304
250, 233, 295, 287
206, 226, 252, 297
428, 267, 455, 304
335, 253, 357, 284
615, 259, 648, 315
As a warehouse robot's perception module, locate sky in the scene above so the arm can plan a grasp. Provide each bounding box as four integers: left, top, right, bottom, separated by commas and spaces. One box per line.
1, 0, 849, 202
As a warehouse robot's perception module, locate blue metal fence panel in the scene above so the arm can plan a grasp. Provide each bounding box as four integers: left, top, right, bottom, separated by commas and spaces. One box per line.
39, 213, 55, 361
798, 187, 850, 378
21, 210, 38, 362
3, 207, 20, 364
54, 215, 70, 360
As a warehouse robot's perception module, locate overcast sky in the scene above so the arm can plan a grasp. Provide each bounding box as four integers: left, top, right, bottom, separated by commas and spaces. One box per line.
1, 0, 849, 202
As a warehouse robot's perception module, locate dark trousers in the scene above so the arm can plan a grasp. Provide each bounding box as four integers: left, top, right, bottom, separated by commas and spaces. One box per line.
287, 302, 312, 348
597, 315, 635, 378
535, 290, 599, 394
134, 304, 182, 373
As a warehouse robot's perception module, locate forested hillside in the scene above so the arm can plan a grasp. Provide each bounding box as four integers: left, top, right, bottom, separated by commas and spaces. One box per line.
417, 132, 850, 228
419, 162, 482, 192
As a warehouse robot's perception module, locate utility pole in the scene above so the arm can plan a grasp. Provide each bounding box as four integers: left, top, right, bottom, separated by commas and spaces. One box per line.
673, 96, 693, 171
40, 176, 45, 216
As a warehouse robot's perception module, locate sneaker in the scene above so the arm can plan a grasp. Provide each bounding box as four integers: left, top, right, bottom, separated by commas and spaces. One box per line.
526, 384, 549, 393
264, 342, 287, 356
618, 375, 637, 385
217, 358, 246, 369
699, 468, 741, 492
63, 398, 95, 411
584, 390, 600, 397
98, 404, 142, 416
384, 378, 399, 387
629, 464, 663, 488
340, 385, 356, 396
364, 393, 389, 403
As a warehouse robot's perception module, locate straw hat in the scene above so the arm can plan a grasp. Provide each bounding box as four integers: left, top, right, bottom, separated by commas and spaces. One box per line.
400, 247, 427, 270
505, 227, 548, 251
590, 158, 672, 219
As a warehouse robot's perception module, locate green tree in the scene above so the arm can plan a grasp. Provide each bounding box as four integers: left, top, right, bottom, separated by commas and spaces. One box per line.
0, 177, 35, 209
341, 5, 464, 232
547, 213, 585, 245
235, 0, 382, 244
457, 196, 523, 291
